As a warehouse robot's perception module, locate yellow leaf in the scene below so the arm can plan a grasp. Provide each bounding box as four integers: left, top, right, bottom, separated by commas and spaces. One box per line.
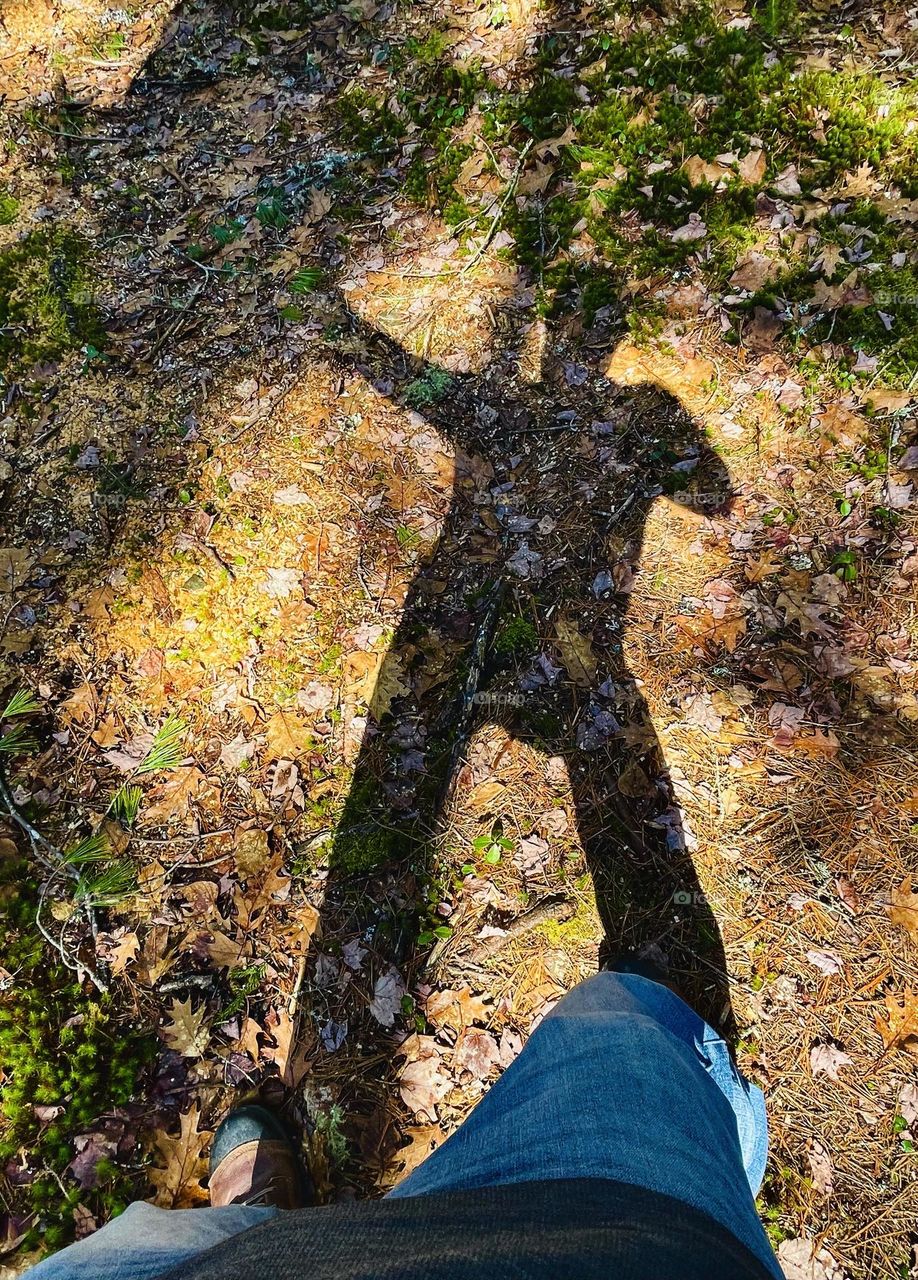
889, 879, 918, 945
875, 989, 918, 1057
263, 709, 312, 763
148, 1106, 212, 1208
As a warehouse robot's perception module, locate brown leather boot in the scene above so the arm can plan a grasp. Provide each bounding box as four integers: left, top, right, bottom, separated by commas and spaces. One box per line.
209, 1104, 312, 1209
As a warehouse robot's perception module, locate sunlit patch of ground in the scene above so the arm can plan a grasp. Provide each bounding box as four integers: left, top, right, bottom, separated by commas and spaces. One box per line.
0, 0, 174, 105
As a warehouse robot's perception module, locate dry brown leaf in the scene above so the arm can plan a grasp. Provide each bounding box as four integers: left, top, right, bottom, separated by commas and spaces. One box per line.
682, 154, 731, 187
425, 986, 491, 1033
453, 1027, 500, 1079
875, 989, 918, 1056
737, 149, 767, 184
392, 1125, 444, 1181
888, 878, 918, 944
144, 767, 210, 828
161, 997, 211, 1058
59, 683, 96, 725
148, 1106, 212, 1208
397, 1035, 452, 1120
108, 931, 139, 977
554, 618, 597, 687
262, 710, 312, 763
0, 547, 33, 593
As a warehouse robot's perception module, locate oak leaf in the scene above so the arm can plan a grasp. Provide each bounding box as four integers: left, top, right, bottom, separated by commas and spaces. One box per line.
162, 998, 210, 1058
148, 1106, 212, 1208
875, 989, 918, 1057
888, 879, 918, 945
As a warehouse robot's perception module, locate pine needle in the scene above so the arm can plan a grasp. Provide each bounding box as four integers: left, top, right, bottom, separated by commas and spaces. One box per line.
64, 831, 110, 865
2, 689, 41, 719
136, 715, 186, 775
74, 860, 136, 907
109, 784, 142, 825
0, 723, 38, 756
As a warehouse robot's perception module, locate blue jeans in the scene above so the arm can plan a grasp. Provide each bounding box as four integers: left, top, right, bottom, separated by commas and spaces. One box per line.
26, 972, 780, 1279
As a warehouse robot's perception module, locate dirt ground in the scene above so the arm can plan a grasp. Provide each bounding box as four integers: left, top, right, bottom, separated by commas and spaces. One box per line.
1, 0, 918, 1275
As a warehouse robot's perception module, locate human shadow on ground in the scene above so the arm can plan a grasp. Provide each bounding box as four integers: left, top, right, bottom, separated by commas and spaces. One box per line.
310, 295, 739, 1108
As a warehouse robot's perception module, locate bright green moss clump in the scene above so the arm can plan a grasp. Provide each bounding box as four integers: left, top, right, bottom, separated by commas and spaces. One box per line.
0, 850, 151, 1252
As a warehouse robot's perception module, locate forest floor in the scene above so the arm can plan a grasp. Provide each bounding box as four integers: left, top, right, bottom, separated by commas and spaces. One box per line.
2, 0, 918, 1275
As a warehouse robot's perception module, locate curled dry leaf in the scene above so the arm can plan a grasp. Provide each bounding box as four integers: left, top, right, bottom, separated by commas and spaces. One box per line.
397, 1035, 452, 1120
874, 989, 918, 1057
778, 1238, 847, 1280
807, 1138, 834, 1198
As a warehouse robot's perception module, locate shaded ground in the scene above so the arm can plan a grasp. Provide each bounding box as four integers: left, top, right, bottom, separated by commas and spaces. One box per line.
1, 0, 918, 1275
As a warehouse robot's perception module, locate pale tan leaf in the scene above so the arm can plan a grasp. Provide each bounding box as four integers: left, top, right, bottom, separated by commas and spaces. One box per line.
161, 997, 211, 1058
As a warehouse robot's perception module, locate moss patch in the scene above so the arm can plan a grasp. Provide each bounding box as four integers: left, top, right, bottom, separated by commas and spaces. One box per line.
0, 228, 104, 380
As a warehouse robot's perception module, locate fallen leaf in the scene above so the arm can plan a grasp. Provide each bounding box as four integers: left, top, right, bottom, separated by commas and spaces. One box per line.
161, 997, 211, 1058
875, 989, 918, 1057
807, 1139, 834, 1197
778, 1238, 847, 1280
392, 1125, 444, 1180
397, 1035, 452, 1120
453, 1027, 500, 1079
807, 949, 843, 977
554, 618, 597, 687
108, 931, 139, 977
899, 1082, 918, 1127
0, 547, 33, 593
736, 149, 767, 185
425, 986, 490, 1033
671, 213, 707, 242
262, 710, 312, 763
889, 878, 918, 944
810, 1042, 853, 1080
729, 250, 782, 292
148, 1106, 212, 1208
370, 967, 406, 1028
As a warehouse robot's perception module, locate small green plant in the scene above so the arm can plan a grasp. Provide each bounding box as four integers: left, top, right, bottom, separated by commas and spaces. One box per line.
211, 216, 246, 247
472, 830, 513, 865
254, 190, 289, 229
289, 267, 323, 294
0, 187, 19, 226
404, 366, 453, 408
136, 715, 186, 775
0, 846, 151, 1251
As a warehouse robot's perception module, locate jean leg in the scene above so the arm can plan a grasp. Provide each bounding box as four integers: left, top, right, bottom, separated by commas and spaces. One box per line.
389, 971, 779, 1277
22, 1202, 277, 1280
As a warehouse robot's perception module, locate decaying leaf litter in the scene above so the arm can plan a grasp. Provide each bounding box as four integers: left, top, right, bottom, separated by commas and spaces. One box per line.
1, 0, 918, 1274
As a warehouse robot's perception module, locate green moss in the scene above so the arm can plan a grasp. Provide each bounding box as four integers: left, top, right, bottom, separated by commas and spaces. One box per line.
495, 615, 538, 660
0, 228, 104, 378
0, 187, 19, 226
0, 851, 152, 1252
